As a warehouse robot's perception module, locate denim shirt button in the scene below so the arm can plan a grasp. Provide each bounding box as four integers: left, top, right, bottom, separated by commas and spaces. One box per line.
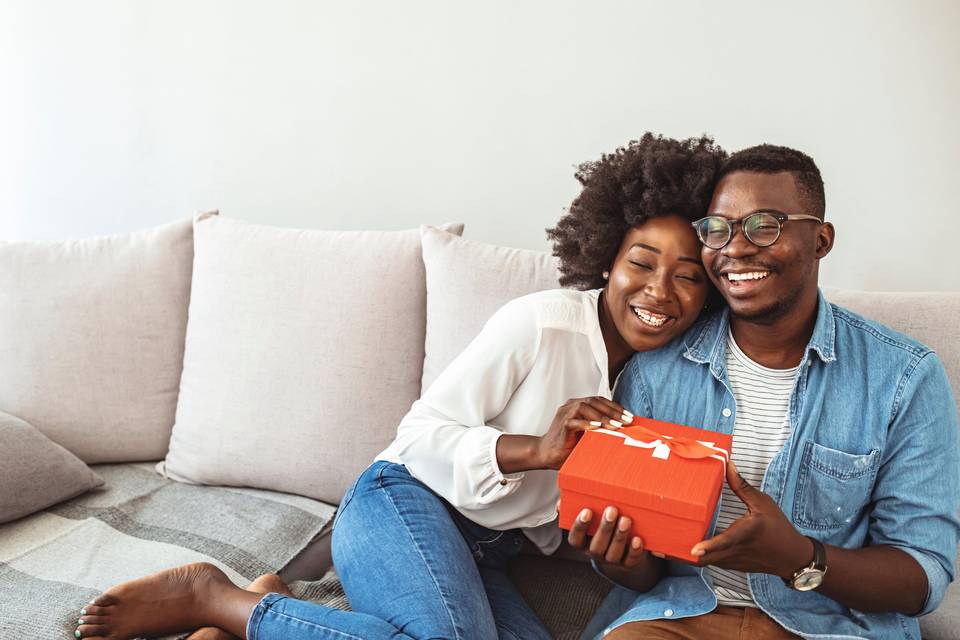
721, 408, 732, 418
664, 608, 674, 617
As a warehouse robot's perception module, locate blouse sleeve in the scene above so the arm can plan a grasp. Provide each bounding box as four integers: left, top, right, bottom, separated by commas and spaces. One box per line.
389, 298, 541, 511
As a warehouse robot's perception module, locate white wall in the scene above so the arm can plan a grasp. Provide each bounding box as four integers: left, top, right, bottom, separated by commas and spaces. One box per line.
2, 0, 958, 291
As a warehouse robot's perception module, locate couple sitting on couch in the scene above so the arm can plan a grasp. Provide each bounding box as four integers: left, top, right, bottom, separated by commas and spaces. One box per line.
71, 135, 958, 640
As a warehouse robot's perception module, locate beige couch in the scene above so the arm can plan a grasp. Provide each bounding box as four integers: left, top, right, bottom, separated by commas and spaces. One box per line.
0, 215, 957, 639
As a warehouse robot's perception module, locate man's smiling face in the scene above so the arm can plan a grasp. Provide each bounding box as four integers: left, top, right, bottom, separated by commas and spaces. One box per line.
702, 171, 833, 323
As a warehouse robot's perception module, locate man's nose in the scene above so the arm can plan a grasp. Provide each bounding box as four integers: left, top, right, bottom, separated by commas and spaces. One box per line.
720, 224, 759, 259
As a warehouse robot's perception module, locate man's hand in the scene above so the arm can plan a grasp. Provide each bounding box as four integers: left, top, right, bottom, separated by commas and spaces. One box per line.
691, 462, 812, 579
565, 503, 664, 592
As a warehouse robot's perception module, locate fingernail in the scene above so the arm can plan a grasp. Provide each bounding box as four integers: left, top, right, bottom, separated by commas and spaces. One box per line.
631, 538, 642, 549
618, 518, 631, 532
623, 410, 634, 420
578, 508, 592, 523
691, 546, 704, 556
604, 506, 617, 522
652, 551, 665, 558
589, 421, 602, 427
609, 420, 623, 428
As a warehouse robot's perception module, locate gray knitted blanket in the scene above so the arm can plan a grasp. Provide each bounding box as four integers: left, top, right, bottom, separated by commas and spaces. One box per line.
0, 463, 335, 639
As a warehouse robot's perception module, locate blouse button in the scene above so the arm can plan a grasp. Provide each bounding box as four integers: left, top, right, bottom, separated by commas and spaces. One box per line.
664, 608, 674, 617
721, 408, 732, 418
499, 479, 507, 486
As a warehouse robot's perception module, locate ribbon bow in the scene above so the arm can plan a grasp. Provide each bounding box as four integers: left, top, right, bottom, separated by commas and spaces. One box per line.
596, 424, 729, 465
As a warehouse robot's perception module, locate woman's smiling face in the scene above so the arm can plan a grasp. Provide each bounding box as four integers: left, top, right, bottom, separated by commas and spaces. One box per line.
602, 215, 711, 355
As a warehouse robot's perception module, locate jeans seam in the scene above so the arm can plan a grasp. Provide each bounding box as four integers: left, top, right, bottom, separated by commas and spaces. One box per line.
378, 468, 471, 640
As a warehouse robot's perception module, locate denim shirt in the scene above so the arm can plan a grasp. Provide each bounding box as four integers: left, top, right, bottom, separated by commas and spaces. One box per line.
583, 290, 960, 640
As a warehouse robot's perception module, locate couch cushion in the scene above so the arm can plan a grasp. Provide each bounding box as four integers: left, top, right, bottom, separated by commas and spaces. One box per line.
161, 214, 463, 503
0, 220, 195, 462
420, 225, 560, 392
0, 411, 103, 524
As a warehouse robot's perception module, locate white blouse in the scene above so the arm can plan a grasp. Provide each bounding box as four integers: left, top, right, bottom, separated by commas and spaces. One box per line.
376, 288, 612, 554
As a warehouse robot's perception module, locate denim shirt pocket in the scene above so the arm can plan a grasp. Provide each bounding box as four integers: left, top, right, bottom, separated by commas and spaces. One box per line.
793, 441, 881, 531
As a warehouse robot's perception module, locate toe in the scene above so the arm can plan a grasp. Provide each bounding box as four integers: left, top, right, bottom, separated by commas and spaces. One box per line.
76, 623, 108, 638
80, 604, 110, 617
77, 615, 107, 626
91, 593, 117, 606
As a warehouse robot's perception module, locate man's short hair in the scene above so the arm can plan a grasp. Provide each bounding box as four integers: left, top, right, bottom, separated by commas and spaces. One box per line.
718, 144, 825, 218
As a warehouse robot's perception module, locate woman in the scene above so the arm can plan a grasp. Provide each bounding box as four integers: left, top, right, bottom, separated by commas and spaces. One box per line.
70, 133, 725, 640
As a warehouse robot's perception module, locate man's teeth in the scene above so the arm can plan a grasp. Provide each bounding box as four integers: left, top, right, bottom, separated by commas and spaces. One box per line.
727, 271, 770, 282
633, 307, 668, 327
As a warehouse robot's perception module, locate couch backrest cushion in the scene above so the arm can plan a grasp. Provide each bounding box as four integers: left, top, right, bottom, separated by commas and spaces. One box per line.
0, 219, 194, 462
160, 214, 462, 504
420, 226, 561, 393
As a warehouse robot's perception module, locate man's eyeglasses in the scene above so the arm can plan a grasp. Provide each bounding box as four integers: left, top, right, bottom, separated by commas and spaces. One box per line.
692, 211, 822, 250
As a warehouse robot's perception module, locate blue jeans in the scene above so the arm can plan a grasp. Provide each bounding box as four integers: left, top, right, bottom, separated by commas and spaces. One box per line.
245, 461, 552, 640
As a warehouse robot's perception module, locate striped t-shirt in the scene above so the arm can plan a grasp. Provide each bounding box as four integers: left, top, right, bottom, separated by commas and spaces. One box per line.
709, 329, 799, 607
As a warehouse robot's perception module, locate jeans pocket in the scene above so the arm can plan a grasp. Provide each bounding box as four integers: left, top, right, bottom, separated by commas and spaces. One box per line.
793, 441, 880, 531
473, 530, 524, 567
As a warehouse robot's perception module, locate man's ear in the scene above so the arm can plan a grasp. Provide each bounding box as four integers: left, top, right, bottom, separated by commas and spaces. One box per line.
815, 222, 835, 259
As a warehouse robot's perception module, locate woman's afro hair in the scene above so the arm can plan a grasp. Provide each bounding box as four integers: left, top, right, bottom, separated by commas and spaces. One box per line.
547, 133, 726, 290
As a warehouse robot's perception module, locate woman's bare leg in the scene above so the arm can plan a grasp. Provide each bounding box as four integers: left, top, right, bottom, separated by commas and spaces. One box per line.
185, 573, 294, 640
73, 562, 263, 640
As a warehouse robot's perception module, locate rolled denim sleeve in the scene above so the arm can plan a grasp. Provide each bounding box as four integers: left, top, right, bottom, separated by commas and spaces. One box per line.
870, 352, 960, 615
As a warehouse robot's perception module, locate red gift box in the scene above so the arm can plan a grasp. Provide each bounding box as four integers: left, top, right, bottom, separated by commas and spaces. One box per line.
557, 416, 733, 563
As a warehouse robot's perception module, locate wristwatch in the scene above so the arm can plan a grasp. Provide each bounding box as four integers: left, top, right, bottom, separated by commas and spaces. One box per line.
786, 536, 827, 591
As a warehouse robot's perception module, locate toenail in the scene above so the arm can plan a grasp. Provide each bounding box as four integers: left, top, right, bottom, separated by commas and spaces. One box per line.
80, 609, 87, 616
75, 631, 81, 638
78, 618, 84, 624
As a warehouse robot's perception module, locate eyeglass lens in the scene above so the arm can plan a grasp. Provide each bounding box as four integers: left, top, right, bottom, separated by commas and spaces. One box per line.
699, 213, 781, 249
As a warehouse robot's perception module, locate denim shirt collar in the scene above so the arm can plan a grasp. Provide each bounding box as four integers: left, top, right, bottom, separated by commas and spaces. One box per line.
681, 288, 837, 375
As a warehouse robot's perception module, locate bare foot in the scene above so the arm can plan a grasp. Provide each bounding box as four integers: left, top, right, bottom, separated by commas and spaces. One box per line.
73, 562, 261, 639
184, 574, 293, 640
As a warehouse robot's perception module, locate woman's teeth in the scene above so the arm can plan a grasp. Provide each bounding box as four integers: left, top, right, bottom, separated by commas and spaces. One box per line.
727, 271, 770, 282
633, 307, 668, 327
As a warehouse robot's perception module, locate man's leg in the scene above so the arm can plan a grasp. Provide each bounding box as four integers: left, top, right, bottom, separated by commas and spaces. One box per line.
603, 606, 800, 640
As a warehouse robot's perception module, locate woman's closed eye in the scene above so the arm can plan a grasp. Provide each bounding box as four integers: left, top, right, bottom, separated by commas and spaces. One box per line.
628, 260, 652, 270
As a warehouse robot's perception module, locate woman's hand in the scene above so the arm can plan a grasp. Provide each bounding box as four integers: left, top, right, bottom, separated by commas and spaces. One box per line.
534, 397, 632, 470
566, 504, 665, 592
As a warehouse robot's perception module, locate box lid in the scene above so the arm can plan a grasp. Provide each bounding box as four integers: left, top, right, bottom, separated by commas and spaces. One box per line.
558, 417, 733, 522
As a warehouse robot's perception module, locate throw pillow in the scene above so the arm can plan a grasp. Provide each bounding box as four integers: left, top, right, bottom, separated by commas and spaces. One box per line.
160, 214, 463, 504
0, 411, 104, 523
0, 219, 195, 462
420, 225, 561, 392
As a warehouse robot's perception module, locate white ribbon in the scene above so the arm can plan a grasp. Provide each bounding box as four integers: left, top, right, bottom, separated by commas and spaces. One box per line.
594, 428, 729, 466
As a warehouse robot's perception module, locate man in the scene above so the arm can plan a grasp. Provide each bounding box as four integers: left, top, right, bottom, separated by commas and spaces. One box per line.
569, 145, 960, 639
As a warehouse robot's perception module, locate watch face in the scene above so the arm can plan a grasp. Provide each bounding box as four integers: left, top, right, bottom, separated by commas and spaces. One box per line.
793, 569, 824, 591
